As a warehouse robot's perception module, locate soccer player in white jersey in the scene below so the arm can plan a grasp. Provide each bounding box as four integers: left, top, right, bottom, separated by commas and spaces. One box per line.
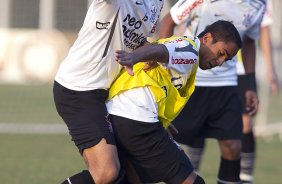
237, 1, 280, 183
106, 20, 241, 184
158, 0, 265, 184
53, 0, 164, 183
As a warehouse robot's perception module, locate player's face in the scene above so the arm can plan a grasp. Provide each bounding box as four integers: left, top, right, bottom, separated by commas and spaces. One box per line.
199, 35, 239, 70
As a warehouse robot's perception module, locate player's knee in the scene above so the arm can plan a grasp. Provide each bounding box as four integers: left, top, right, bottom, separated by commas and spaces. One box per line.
221, 140, 241, 159
105, 164, 120, 180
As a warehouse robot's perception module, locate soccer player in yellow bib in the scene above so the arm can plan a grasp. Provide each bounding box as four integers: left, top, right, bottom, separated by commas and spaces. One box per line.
106, 20, 242, 184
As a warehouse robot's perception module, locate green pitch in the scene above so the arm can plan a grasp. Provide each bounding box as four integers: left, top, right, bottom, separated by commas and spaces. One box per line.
0, 134, 281, 184
0, 83, 281, 124
0, 84, 281, 184
0, 83, 61, 123
189, 138, 282, 184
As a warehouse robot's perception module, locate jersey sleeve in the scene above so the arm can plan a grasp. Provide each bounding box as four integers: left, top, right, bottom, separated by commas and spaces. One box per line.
162, 37, 199, 74
261, 1, 273, 27
170, 0, 204, 25
244, 4, 266, 40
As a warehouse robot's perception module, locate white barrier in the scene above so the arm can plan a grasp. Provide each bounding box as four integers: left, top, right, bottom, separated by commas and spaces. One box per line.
0, 30, 11, 71
0, 29, 70, 83
254, 122, 282, 141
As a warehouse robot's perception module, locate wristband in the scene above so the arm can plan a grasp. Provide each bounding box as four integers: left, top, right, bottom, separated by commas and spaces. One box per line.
240, 73, 257, 92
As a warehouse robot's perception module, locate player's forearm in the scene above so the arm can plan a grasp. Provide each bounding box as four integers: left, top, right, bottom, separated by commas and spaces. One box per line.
132, 44, 169, 64
241, 36, 256, 74
241, 36, 257, 92
260, 26, 275, 74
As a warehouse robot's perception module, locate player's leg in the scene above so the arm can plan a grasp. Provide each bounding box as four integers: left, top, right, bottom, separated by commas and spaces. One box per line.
204, 86, 243, 184
173, 87, 210, 172
218, 139, 241, 184
240, 114, 256, 184
110, 114, 205, 184
181, 171, 206, 184
82, 139, 121, 184
238, 75, 256, 183
186, 138, 206, 171
53, 81, 122, 184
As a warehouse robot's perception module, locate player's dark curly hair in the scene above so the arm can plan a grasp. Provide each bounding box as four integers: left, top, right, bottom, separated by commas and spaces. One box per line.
198, 20, 242, 49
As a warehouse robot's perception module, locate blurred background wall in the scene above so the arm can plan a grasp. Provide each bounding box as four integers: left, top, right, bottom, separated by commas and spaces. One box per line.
0, 0, 90, 83
0, 0, 281, 84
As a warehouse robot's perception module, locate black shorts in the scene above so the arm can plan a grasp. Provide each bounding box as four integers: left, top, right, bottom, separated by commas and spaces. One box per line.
53, 81, 115, 154
173, 86, 243, 145
110, 115, 194, 184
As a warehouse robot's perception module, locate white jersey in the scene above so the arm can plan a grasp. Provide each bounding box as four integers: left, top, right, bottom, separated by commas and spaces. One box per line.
106, 36, 200, 123
55, 0, 163, 91
237, 0, 272, 75
170, 0, 265, 86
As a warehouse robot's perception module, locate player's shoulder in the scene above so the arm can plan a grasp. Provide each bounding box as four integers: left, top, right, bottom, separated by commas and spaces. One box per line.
157, 36, 200, 57
158, 35, 197, 44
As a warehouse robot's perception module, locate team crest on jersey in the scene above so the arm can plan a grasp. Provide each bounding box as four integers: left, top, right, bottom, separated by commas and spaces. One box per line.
242, 13, 253, 27
96, 21, 110, 30
150, 5, 158, 24
150, 2, 163, 34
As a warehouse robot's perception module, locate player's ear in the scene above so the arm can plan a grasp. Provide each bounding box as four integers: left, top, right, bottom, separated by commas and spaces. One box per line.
202, 32, 212, 44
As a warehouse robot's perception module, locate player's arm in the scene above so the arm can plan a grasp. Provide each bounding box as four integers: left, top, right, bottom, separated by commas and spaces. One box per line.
241, 36, 256, 74
115, 44, 169, 76
241, 36, 259, 116
260, 25, 280, 95
159, 13, 176, 39
159, 0, 203, 39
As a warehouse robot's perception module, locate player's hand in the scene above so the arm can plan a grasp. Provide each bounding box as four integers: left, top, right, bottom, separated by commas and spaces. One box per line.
245, 90, 259, 116
167, 124, 178, 139
143, 61, 158, 71
268, 72, 280, 96
115, 50, 134, 76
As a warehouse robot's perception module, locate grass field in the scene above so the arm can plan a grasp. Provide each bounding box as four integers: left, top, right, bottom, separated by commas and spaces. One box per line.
0, 134, 281, 184
0, 83, 61, 123
0, 83, 281, 124
0, 83, 282, 184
